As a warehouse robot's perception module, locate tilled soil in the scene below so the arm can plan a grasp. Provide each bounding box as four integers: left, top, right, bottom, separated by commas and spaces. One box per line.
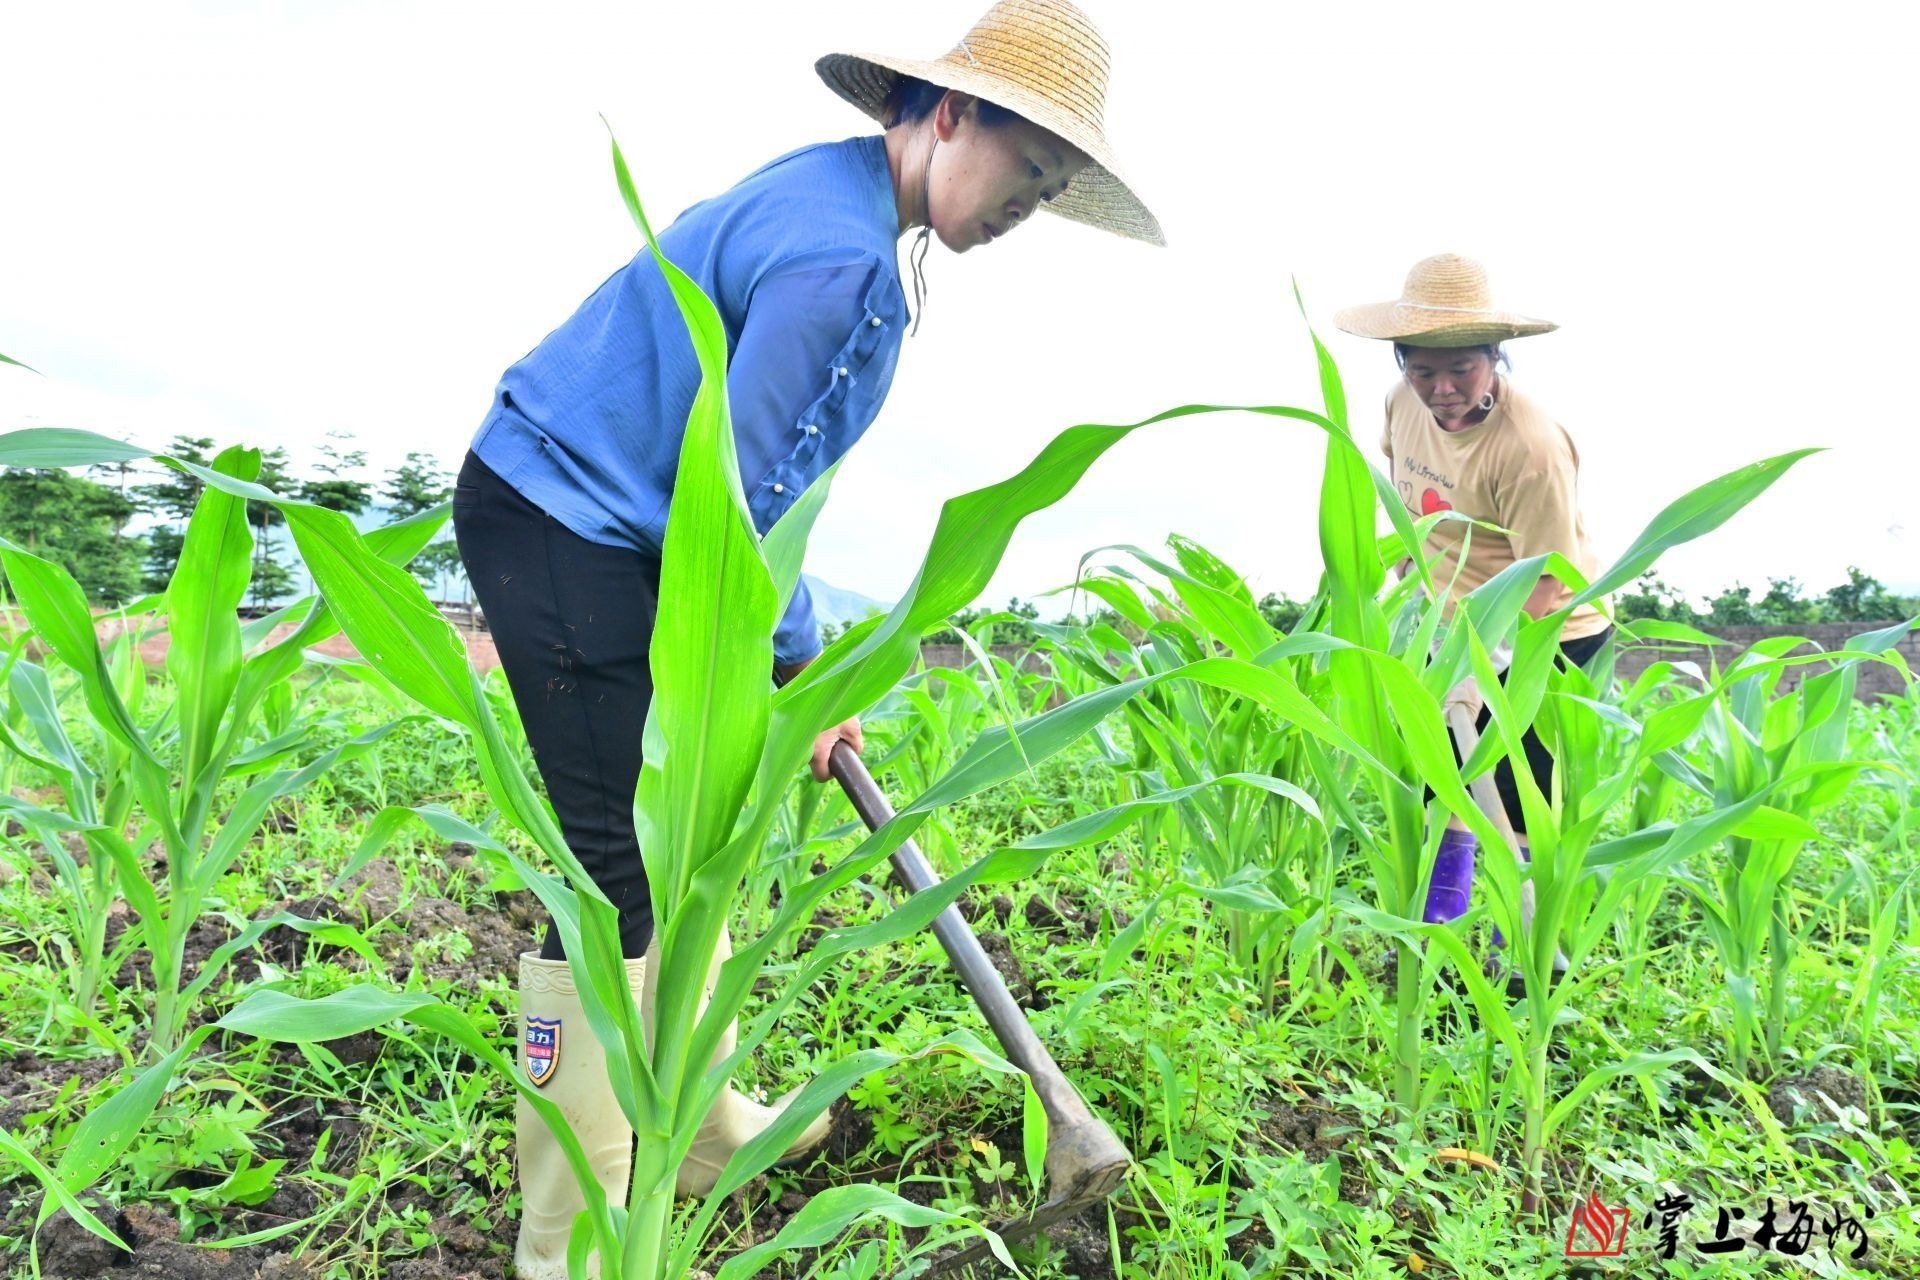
10, 846, 540, 1280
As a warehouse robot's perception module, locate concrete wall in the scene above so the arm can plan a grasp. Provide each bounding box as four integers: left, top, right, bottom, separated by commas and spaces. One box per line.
1608, 621, 1917, 701
914, 624, 1918, 702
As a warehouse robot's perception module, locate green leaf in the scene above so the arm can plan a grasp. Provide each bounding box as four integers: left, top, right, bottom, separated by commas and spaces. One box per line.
765, 459, 841, 620
0, 427, 149, 467
1544, 1049, 1719, 1138
712, 1184, 1014, 1280
216, 986, 435, 1042
0, 536, 156, 766
179, 911, 383, 1011
168, 445, 259, 811
46, 1027, 217, 1226
1021, 1075, 1049, 1197
328, 804, 507, 894
0, 1131, 126, 1251
1570, 450, 1820, 608
607, 124, 777, 1108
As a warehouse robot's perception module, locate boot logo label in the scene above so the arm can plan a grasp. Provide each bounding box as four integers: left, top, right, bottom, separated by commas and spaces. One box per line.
525, 1016, 561, 1086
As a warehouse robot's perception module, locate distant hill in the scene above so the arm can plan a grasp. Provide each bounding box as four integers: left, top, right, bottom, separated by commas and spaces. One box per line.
803, 574, 889, 627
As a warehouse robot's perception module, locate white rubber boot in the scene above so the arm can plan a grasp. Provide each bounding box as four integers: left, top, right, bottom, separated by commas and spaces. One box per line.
643, 927, 832, 1198
512, 951, 646, 1280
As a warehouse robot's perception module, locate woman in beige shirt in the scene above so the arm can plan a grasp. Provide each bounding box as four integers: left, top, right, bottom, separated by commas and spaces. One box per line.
1336, 254, 1612, 941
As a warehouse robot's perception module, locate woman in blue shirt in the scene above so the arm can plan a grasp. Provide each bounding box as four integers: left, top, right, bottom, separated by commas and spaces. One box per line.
451, 2, 1162, 1270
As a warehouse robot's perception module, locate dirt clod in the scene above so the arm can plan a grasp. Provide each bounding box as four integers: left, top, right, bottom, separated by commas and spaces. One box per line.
977, 930, 1044, 1009
1768, 1067, 1869, 1127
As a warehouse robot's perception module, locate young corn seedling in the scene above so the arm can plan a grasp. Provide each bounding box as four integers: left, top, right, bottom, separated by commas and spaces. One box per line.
0, 650, 142, 1020
1049, 539, 1337, 1009
1667, 624, 1912, 1074
0, 434, 444, 1054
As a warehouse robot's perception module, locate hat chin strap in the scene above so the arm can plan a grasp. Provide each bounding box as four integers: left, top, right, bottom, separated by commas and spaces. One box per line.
909, 136, 937, 337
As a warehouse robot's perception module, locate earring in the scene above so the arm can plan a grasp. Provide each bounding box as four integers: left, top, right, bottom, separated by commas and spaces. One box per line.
1478, 391, 1496, 412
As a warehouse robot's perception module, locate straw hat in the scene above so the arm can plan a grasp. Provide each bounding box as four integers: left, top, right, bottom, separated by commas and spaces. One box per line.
1334, 254, 1558, 347
816, 0, 1164, 246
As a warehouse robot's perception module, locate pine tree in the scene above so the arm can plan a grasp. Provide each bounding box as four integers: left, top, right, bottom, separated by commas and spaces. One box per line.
299, 432, 372, 514
380, 450, 462, 597
134, 435, 216, 591
248, 447, 295, 609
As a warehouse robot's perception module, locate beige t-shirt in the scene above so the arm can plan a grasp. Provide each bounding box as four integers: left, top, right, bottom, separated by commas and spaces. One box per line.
1379, 376, 1609, 640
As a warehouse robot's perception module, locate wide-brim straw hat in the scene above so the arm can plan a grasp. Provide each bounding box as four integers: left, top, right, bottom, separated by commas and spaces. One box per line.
816, 0, 1164, 246
1334, 254, 1557, 347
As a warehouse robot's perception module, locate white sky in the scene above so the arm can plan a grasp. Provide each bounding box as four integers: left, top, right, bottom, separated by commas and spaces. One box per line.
3, 1, 1916, 611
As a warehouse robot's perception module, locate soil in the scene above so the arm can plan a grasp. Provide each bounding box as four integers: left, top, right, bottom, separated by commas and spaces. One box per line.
39, 1200, 269, 1279
84, 615, 505, 678
258, 855, 541, 993
0, 1049, 122, 1135
1247, 1090, 1370, 1204
1767, 1066, 1870, 1127
976, 930, 1043, 1010
5, 845, 541, 1280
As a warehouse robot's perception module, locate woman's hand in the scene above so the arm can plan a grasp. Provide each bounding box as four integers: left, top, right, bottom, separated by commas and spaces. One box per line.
811, 716, 863, 782
775, 656, 863, 781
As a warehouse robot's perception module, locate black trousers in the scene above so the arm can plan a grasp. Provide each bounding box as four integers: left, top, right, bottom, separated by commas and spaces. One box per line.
1455, 626, 1614, 836
452, 451, 659, 960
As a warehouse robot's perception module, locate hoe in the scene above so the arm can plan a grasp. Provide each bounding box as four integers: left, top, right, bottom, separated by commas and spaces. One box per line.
829, 740, 1132, 1274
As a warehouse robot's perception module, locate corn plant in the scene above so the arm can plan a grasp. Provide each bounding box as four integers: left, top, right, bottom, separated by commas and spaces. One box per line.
0, 434, 441, 1053
0, 650, 142, 1021
1035, 539, 1340, 1010
1396, 523, 1873, 1219
1657, 624, 1913, 1074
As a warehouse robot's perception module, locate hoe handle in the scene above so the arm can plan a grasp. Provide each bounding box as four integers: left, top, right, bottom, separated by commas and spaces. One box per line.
828, 741, 1131, 1201
1444, 706, 1522, 849
1445, 705, 1557, 951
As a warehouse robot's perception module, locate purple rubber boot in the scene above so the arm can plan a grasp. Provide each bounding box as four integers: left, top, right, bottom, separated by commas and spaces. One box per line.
1422, 829, 1478, 924
1492, 840, 1529, 948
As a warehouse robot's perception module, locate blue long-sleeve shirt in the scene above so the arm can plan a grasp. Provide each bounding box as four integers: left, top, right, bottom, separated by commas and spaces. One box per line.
471, 135, 907, 664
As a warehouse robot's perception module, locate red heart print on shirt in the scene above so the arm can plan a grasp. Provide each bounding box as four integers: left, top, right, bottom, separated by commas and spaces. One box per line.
1420, 488, 1452, 516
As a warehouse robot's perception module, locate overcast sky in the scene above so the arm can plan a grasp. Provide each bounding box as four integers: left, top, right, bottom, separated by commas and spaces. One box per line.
4, 1, 1916, 612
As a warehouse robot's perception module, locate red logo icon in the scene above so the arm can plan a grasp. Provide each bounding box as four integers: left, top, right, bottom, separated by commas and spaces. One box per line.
1566, 1187, 1631, 1257
1419, 487, 1452, 516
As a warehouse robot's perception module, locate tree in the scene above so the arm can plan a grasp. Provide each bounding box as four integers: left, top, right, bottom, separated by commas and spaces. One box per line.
0, 469, 147, 605
298, 432, 372, 515
134, 434, 216, 591
380, 451, 462, 597
1257, 591, 1308, 634
1757, 577, 1819, 625
1614, 573, 1704, 625
248, 447, 295, 608
1704, 584, 1761, 628
1823, 566, 1906, 622
381, 451, 451, 518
